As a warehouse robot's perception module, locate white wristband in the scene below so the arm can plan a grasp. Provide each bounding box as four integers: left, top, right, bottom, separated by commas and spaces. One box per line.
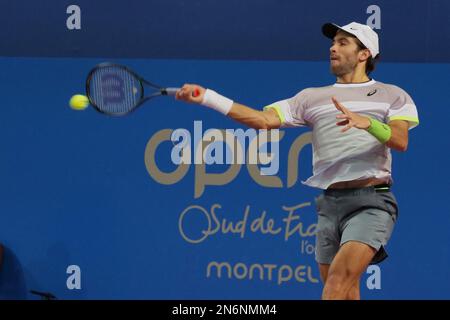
201, 89, 234, 115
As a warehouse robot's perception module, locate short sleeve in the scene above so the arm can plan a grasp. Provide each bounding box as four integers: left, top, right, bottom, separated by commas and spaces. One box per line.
387, 86, 419, 130
262, 89, 309, 127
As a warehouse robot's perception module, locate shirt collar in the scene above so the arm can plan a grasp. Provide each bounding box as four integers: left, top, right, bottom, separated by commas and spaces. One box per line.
333, 79, 376, 88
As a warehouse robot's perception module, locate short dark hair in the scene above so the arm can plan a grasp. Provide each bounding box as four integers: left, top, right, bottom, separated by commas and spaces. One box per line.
353, 37, 379, 75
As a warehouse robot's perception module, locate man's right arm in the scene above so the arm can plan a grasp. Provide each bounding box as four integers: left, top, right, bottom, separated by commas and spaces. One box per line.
227, 103, 282, 129
175, 84, 282, 130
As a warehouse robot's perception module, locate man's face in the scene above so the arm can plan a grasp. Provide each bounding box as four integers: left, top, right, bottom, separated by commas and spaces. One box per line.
329, 31, 363, 76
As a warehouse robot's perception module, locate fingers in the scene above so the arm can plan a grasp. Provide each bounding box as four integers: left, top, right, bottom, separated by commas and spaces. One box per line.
332, 96, 349, 115
336, 114, 350, 125
336, 115, 353, 131
341, 125, 352, 133
175, 85, 192, 100
337, 119, 353, 132
331, 96, 342, 112
336, 120, 349, 126
333, 97, 353, 132
175, 84, 204, 103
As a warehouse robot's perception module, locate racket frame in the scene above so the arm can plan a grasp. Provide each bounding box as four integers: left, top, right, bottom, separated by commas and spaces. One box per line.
86, 62, 179, 116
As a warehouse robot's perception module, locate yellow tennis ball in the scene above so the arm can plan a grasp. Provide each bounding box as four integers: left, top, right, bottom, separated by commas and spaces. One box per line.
69, 94, 89, 110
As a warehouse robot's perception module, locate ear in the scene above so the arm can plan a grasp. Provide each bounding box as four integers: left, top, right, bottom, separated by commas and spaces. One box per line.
359, 49, 371, 62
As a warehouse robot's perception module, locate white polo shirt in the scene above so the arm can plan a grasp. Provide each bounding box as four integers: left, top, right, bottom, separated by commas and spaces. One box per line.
264, 79, 419, 189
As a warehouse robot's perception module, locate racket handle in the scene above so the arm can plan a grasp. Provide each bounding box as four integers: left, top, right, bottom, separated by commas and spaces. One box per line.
164, 87, 200, 97
164, 87, 180, 96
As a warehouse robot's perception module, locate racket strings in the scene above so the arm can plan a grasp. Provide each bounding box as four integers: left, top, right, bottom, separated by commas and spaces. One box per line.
88, 66, 142, 115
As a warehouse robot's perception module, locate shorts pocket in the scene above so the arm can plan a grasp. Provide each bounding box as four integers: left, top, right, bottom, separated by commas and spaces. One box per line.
376, 192, 399, 221
314, 194, 324, 214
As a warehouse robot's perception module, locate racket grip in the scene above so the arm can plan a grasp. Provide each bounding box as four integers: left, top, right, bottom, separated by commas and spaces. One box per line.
164, 87, 181, 96
165, 87, 200, 97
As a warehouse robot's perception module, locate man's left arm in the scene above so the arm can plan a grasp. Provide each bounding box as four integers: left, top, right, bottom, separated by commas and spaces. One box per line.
332, 97, 410, 152
385, 120, 409, 152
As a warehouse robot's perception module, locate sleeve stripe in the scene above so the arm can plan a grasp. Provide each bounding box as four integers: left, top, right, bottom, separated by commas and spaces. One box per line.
263, 104, 286, 124
389, 115, 419, 123
389, 116, 419, 129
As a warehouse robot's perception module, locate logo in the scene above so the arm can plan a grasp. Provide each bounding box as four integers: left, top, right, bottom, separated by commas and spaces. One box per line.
66, 265, 81, 290
144, 125, 312, 199
367, 89, 377, 96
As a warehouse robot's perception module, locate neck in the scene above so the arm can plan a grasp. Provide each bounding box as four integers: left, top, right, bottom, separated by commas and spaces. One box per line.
336, 67, 370, 84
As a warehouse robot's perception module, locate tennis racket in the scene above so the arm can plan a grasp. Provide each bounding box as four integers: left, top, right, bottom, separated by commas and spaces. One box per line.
86, 62, 199, 116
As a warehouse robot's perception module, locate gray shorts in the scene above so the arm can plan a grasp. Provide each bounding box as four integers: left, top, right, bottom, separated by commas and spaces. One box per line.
314, 185, 398, 265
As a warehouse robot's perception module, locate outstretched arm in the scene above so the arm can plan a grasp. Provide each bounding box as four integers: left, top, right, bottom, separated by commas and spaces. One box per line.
175, 84, 281, 130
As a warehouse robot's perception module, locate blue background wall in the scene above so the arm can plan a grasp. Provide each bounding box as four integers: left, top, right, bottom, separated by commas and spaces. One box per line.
0, 0, 449, 299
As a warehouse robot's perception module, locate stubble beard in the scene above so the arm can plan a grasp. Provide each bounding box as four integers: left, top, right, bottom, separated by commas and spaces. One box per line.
330, 59, 358, 77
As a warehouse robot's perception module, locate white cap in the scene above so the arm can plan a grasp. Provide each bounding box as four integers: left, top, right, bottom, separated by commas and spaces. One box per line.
322, 22, 379, 58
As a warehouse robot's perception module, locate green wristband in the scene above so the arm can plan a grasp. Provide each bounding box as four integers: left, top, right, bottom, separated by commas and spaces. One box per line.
367, 118, 392, 143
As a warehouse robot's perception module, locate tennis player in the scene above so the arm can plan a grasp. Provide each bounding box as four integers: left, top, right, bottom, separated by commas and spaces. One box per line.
175, 22, 419, 300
